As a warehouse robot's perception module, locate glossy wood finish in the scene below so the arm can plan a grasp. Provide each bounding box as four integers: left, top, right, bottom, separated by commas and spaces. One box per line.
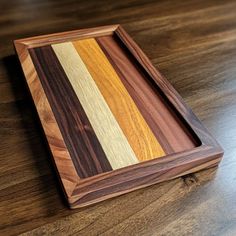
52, 41, 139, 170
0, 0, 235, 235
14, 25, 222, 208
97, 35, 198, 153
73, 38, 165, 161
29, 46, 113, 178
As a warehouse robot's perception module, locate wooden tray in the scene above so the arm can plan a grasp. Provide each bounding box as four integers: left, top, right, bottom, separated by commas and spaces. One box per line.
14, 25, 223, 208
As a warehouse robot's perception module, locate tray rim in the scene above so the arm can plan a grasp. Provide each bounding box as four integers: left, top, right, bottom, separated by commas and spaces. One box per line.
14, 24, 224, 208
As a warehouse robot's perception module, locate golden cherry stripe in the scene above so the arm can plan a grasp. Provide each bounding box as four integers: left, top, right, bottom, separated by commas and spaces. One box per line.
73, 38, 165, 161
52, 42, 138, 169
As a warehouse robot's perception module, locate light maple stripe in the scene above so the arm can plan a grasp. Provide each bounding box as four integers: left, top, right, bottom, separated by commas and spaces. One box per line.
73, 39, 165, 161
52, 42, 138, 169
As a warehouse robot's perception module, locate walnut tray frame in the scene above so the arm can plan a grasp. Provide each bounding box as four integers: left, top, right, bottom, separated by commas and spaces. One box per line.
14, 25, 223, 208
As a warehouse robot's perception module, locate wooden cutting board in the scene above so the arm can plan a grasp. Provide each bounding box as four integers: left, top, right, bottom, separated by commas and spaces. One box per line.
14, 25, 223, 208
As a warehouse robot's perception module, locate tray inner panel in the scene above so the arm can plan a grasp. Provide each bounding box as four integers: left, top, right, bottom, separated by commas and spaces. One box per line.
29, 34, 200, 179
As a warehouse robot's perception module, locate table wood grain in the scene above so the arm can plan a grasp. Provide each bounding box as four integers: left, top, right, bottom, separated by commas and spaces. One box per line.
0, 0, 235, 235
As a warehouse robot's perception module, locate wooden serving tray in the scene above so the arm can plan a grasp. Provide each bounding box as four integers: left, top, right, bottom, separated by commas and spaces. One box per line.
14, 25, 223, 208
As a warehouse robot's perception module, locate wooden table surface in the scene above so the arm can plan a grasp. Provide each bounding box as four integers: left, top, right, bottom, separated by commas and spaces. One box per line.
0, 0, 236, 235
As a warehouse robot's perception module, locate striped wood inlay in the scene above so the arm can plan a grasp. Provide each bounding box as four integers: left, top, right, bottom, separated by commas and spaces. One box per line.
97, 35, 197, 153
73, 39, 165, 161
52, 42, 139, 169
29, 46, 112, 178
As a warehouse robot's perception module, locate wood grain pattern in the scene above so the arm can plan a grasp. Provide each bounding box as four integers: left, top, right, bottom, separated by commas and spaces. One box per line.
29, 46, 112, 178
73, 38, 165, 161
70, 147, 222, 207
14, 25, 223, 210
15, 25, 119, 49
2, 0, 235, 234
52, 42, 139, 169
115, 26, 214, 147
97, 35, 198, 153
13, 42, 79, 198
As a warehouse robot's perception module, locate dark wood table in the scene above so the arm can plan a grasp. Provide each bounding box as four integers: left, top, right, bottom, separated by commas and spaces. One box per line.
1, 0, 236, 235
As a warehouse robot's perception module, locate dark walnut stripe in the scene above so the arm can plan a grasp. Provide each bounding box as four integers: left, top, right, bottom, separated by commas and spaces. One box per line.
97, 35, 197, 154
29, 46, 112, 178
